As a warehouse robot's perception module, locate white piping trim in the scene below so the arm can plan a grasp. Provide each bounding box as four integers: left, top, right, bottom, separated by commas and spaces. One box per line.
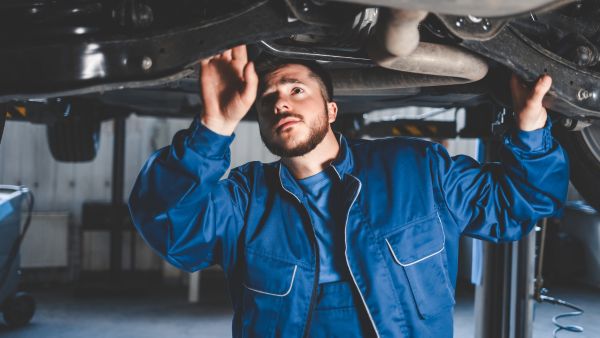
343, 175, 381, 338
330, 165, 342, 180
329, 134, 343, 180
385, 212, 446, 267
278, 165, 302, 203
243, 265, 298, 297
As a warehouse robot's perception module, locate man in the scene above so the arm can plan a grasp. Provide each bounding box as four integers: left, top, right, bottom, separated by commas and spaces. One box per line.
128, 45, 569, 337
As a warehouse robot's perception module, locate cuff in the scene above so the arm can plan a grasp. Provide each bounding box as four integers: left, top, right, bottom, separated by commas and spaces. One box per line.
506, 118, 553, 153
185, 117, 236, 158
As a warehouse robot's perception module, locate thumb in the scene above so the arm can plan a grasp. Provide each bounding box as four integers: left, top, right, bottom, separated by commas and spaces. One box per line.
529, 75, 552, 104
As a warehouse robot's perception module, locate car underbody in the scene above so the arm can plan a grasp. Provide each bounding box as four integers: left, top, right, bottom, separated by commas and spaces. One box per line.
0, 0, 599, 208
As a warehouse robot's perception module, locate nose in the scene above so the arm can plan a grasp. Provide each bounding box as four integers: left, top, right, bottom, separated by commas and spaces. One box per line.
274, 95, 290, 115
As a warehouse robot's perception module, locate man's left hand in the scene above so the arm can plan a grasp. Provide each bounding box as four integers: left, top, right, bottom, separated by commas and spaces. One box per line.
510, 74, 552, 131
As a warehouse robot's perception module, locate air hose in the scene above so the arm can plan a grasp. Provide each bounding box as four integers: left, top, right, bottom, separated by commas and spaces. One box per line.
535, 218, 584, 338
539, 291, 584, 337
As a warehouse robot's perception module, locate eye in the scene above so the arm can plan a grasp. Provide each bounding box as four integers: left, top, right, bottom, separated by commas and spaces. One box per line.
291, 87, 304, 95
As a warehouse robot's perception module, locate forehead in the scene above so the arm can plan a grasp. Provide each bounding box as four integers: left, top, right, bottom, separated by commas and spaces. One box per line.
262, 64, 317, 88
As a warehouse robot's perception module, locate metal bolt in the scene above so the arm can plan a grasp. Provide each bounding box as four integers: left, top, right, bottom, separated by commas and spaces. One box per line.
561, 117, 575, 129
577, 88, 592, 101
482, 19, 491, 31
561, 117, 592, 131
530, 12, 538, 22
574, 45, 597, 67
141, 56, 153, 71
468, 15, 482, 23
302, 2, 310, 12
455, 17, 465, 27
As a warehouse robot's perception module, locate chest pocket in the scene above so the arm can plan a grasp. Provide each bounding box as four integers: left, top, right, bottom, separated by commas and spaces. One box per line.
384, 212, 455, 319
243, 250, 297, 297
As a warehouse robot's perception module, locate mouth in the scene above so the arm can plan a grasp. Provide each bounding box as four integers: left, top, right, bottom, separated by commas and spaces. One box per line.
274, 118, 301, 133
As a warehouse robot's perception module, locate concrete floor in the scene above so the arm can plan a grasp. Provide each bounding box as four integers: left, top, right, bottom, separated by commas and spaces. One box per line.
1, 273, 598, 338
452, 283, 600, 338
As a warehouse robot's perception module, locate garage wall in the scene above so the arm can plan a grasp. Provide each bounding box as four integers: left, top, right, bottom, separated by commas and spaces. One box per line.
0, 116, 276, 273
0, 112, 476, 274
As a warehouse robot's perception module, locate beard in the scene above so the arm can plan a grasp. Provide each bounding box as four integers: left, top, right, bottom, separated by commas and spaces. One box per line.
259, 104, 329, 158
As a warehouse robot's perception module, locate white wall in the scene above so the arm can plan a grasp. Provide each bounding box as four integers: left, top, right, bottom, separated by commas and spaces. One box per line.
0, 116, 276, 272
0, 111, 476, 273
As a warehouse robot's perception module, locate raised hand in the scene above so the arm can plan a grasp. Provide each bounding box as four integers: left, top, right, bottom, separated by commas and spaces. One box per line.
510, 73, 552, 131
199, 45, 258, 135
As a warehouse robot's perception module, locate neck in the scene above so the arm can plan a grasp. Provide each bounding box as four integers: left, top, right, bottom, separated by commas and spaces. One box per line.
281, 129, 340, 179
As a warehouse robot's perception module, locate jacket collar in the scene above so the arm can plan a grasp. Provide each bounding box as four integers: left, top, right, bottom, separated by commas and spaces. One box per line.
330, 133, 354, 179
277, 133, 355, 200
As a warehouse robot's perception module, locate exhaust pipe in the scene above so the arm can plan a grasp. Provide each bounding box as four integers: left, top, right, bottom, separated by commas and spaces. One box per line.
332, 9, 488, 95
374, 9, 428, 57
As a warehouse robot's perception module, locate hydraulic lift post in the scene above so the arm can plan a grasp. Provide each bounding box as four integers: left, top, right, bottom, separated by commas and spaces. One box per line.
474, 139, 537, 338
110, 116, 126, 279
0, 110, 6, 145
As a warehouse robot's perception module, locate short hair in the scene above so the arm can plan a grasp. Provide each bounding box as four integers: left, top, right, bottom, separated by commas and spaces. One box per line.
255, 56, 334, 102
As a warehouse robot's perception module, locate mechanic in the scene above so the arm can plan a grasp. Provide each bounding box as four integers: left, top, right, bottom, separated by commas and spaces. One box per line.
128, 45, 569, 337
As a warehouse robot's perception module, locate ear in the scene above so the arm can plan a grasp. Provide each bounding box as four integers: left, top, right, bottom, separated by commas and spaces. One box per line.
327, 101, 338, 123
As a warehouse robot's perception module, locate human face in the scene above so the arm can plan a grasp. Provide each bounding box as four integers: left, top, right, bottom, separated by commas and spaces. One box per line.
255, 64, 337, 157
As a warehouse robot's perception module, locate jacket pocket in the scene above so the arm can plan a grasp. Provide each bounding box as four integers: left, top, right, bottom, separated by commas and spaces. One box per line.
241, 251, 298, 337
384, 212, 455, 318
243, 250, 297, 297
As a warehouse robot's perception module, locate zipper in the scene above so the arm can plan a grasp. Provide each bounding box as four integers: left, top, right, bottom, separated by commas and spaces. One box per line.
279, 169, 320, 338
302, 220, 320, 338
343, 174, 381, 338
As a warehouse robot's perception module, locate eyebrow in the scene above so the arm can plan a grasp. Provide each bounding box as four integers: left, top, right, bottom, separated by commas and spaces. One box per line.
260, 77, 306, 96
277, 77, 304, 85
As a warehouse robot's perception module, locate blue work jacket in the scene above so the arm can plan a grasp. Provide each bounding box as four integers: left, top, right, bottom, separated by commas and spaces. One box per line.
128, 118, 569, 338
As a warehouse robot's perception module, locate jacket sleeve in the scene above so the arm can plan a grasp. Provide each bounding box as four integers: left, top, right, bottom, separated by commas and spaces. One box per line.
128, 118, 249, 272
432, 119, 569, 242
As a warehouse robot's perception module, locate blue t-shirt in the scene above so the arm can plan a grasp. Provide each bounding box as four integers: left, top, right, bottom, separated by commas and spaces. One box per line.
296, 168, 350, 283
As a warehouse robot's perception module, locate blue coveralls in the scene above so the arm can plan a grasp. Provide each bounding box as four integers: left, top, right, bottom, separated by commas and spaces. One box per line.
128, 118, 569, 337
296, 168, 375, 337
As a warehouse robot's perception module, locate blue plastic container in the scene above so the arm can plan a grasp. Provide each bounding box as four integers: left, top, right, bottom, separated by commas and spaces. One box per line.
0, 185, 35, 327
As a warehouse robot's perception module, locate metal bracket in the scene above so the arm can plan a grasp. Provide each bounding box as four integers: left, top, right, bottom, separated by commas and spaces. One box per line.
284, 0, 365, 26
462, 25, 600, 120
560, 116, 593, 131
258, 40, 372, 63
435, 14, 507, 41
491, 107, 511, 136
0, 0, 317, 100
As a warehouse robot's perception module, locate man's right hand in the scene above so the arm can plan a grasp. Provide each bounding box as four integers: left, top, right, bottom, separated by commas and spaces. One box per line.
199, 45, 258, 135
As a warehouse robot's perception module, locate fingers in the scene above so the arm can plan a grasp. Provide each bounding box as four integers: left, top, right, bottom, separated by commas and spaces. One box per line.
232, 45, 248, 63
200, 47, 235, 65
530, 74, 552, 103
242, 61, 258, 102
221, 48, 232, 61
510, 73, 552, 103
200, 45, 248, 67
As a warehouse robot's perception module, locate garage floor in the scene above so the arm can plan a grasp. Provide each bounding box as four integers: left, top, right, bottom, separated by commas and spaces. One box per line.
2, 272, 598, 338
